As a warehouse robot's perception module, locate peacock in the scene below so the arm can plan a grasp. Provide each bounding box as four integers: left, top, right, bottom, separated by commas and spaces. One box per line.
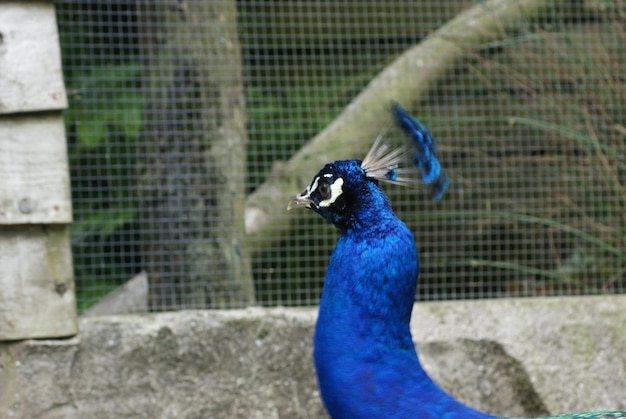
287, 101, 625, 419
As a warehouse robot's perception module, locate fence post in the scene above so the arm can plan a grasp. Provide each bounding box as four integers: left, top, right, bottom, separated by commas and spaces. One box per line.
0, 1, 76, 340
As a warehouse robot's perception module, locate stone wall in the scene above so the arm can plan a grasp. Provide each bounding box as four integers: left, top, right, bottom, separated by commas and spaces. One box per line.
1, 296, 625, 418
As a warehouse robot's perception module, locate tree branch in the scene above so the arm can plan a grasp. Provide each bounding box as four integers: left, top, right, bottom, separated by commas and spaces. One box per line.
244, 0, 569, 248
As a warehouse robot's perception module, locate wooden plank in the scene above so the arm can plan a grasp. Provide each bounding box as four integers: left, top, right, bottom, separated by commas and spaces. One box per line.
0, 113, 72, 224
0, 225, 77, 340
0, 2, 67, 114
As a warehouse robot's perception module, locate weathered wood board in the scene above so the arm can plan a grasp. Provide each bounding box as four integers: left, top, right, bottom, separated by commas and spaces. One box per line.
0, 225, 77, 340
0, 1, 76, 341
0, 2, 67, 114
0, 113, 72, 224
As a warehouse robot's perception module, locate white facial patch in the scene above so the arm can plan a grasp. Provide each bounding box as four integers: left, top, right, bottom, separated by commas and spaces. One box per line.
318, 177, 344, 208
306, 176, 320, 197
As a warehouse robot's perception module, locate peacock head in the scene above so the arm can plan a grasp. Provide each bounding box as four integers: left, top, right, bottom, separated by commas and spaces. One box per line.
287, 134, 408, 229
287, 102, 449, 229
287, 160, 364, 227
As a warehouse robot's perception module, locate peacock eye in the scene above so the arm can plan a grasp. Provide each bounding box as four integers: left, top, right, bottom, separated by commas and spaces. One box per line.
318, 180, 331, 199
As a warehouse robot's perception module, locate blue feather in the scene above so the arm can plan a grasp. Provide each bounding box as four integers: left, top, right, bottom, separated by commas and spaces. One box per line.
390, 101, 450, 200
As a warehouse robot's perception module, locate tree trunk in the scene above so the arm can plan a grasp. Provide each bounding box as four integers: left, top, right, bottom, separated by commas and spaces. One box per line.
137, 0, 254, 310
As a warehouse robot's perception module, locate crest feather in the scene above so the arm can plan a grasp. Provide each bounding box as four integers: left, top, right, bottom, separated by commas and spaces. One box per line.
361, 128, 415, 186
359, 101, 450, 200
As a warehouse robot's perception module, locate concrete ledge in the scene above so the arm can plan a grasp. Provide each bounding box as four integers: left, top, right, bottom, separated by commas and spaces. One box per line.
413, 296, 626, 416
1, 296, 625, 418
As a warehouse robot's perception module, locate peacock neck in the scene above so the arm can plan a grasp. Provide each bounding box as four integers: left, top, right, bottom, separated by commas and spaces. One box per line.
318, 207, 419, 350
313, 197, 502, 419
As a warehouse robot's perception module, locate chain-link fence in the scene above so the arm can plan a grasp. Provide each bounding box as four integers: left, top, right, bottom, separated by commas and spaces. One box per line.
55, 0, 626, 313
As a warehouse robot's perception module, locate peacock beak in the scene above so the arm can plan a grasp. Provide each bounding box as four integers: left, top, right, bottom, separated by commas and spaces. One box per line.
287, 190, 314, 210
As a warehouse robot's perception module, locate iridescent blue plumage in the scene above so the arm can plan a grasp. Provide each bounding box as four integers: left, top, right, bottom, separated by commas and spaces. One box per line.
287, 102, 624, 419
391, 101, 450, 201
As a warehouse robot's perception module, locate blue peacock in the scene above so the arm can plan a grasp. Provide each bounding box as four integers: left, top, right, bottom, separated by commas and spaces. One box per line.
288, 102, 625, 419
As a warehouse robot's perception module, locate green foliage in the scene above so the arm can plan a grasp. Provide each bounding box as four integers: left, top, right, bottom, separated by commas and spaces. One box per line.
65, 64, 143, 148
64, 63, 143, 311
56, 1, 145, 311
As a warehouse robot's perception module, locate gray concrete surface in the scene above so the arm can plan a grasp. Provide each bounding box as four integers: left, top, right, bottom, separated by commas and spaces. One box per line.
1, 295, 625, 418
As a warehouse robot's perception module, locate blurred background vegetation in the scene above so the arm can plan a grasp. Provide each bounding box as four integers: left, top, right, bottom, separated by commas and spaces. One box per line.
55, 0, 625, 312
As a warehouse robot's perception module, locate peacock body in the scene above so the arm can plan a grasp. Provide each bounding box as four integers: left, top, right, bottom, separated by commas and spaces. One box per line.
288, 102, 625, 419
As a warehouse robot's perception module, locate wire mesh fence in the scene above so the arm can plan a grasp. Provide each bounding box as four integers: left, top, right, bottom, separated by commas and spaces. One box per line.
55, 0, 626, 313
